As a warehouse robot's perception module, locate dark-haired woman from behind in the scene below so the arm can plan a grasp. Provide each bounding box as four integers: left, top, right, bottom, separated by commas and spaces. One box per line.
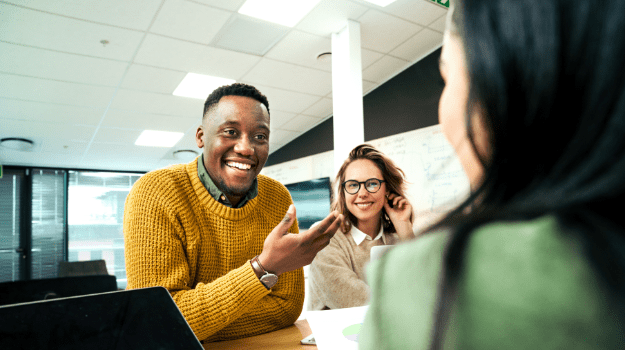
360, 0, 625, 348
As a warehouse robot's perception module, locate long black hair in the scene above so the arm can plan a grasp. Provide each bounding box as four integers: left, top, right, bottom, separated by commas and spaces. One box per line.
429, 0, 625, 347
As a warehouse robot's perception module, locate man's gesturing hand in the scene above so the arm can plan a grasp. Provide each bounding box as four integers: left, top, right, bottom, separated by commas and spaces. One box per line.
258, 204, 343, 276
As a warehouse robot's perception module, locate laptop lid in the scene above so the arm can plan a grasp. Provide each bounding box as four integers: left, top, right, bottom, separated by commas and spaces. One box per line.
370, 245, 394, 262
0, 286, 203, 350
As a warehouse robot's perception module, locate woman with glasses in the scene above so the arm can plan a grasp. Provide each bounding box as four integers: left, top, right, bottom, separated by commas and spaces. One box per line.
307, 144, 415, 311
359, 0, 625, 348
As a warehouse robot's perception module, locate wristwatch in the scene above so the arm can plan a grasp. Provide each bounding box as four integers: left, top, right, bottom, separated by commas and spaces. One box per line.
250, 255, 279, 289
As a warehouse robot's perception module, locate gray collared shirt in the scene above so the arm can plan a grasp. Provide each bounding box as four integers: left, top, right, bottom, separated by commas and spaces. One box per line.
197, 153, 258, 208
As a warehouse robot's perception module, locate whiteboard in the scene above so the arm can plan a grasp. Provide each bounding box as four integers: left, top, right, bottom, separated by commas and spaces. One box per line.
261, 125, 470, 233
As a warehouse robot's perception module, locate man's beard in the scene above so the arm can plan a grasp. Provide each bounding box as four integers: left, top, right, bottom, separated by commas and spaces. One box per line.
217, 178, 251, 198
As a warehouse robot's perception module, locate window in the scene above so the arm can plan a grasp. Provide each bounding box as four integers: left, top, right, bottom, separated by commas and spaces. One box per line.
31, 169, 66, 280
0, 168, 25, 283
68, 171, 142, 289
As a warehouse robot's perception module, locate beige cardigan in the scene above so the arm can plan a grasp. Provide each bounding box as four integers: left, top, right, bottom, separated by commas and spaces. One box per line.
307, 225, 398, 310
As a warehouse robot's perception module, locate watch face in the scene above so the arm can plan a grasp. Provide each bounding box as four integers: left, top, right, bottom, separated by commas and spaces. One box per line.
260, 274, 279, 288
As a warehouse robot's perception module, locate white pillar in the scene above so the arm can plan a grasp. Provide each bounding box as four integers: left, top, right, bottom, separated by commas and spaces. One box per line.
332, 20, 364, 176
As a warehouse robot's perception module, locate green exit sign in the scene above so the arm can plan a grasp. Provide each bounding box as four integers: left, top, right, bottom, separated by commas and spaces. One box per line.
429, 0, 450, 8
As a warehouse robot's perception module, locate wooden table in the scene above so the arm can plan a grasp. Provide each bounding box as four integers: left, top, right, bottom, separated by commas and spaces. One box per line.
205, 320, 316, 350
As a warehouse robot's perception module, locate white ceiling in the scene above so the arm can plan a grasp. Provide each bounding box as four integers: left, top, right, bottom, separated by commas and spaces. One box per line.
0, 0, 447, 172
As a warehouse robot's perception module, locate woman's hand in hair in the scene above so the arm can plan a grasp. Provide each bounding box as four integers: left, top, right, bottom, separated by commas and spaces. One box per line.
384, 193, 415, 240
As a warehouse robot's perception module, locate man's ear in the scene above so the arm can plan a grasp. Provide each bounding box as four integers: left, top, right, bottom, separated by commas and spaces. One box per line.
196, 125, 204, 148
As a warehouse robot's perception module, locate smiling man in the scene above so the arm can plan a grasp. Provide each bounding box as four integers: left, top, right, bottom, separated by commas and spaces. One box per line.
123, 83, 342, 343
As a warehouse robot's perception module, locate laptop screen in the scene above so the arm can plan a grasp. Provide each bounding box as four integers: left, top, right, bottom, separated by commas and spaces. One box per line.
0, 286, 202, 350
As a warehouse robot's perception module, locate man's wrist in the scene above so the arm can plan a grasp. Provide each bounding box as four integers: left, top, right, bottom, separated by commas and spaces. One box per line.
250, 255, 279, 289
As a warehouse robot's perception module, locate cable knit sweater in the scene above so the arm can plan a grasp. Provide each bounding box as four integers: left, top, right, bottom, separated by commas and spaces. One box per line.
123, 158, 304, 342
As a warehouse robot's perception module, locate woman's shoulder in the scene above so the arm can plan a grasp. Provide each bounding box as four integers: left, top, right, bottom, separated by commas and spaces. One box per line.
367, 215, 620, 348
381, 215, 564, 268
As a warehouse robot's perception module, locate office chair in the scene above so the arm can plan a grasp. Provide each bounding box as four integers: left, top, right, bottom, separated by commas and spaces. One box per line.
0, 275, 118, 306
58, 259, 109, 277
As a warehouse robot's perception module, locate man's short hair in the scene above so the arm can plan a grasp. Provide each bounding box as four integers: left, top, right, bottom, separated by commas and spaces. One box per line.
203, 83, 270, 120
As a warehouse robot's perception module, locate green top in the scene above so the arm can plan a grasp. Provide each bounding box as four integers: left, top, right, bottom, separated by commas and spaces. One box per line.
196, 153, 258, 208
360, 216, 624, 349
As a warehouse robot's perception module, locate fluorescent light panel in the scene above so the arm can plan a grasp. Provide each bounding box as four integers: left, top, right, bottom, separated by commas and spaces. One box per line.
238, 0, 321, 27
135, 130, 184, 147
362, 0, 397, 6
173, 73, 235, 100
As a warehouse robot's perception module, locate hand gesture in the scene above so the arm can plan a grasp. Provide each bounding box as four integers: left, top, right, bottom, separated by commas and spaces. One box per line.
383, 193, 415, 240
259, 205, 343, 276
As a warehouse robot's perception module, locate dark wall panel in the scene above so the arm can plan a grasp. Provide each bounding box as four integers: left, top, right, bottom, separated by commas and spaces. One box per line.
265, 48, 443, 167
363, 48, 443, 141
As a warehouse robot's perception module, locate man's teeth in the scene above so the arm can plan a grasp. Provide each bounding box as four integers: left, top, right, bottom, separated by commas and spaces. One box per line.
227, 162, 252, 170
356, 203, 373, 208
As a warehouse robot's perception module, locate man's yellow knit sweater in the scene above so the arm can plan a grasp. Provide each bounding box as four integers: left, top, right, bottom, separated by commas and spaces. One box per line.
123, 159, 304, 342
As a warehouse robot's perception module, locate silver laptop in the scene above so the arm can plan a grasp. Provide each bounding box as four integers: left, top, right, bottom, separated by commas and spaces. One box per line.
370, 245, 394, 262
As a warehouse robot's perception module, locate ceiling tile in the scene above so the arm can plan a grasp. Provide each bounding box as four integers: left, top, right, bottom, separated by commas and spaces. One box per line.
92, 127, 143, 144
2, 0, 162, 31
270, 129, 299, 146
296, 0, 369, 37
120, 64, 187, 95
134, 34, 261, 80
174, 132, 202, 151
390, 28, 443, 62
362, 55, 409, 83
81, 143, 167, 171
241, 83, 322, 115
150, 0, 232, 44
39, 139, 89, 155
0, 73, 117, 108
103, 109, 199, 131
0, 41, 128, 87
110, 89, 203, 119
301, 97, 332, 118
0, 149, 84, 169
361, 48, 384, 69
212, 15, 290, 56
280, 114, 321, 132
0, 119, 96, 143
0, 98, 104, 125
242, 59, 332, 96
363, 80, 377, 94
79, 158, 159, 172
85, 143, 171, 161
381, 0, 447, 26
188, 0, 246, 12
269, 110, 298, 130
359, 9, 422, 53
428, 13, 447, 33
0, 3, 145, 61
264, 31, 332, 72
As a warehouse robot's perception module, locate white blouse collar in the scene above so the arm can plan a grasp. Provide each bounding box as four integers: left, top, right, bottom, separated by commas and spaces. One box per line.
350, 224, 384, 245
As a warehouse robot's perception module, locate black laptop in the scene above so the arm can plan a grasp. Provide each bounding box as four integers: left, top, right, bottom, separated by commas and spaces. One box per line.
0, 286, 203, 349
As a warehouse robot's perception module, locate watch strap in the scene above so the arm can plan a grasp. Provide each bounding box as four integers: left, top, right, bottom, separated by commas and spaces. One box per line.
250, 255, 278, 289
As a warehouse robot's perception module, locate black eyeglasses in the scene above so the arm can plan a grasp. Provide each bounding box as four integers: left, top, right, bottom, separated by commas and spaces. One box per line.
342, 178, 385, 195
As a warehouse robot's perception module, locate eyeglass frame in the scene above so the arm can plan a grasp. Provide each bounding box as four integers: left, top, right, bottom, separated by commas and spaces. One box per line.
341, 178, 386, 195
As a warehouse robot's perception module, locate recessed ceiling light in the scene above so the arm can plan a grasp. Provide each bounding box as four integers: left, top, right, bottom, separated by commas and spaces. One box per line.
317, 52, 332, 63
238, 0, 322, 27
0, 137, 34, 151
173, 73, 235, 100
135, 130, 184, 147
362, 0, 397, 6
